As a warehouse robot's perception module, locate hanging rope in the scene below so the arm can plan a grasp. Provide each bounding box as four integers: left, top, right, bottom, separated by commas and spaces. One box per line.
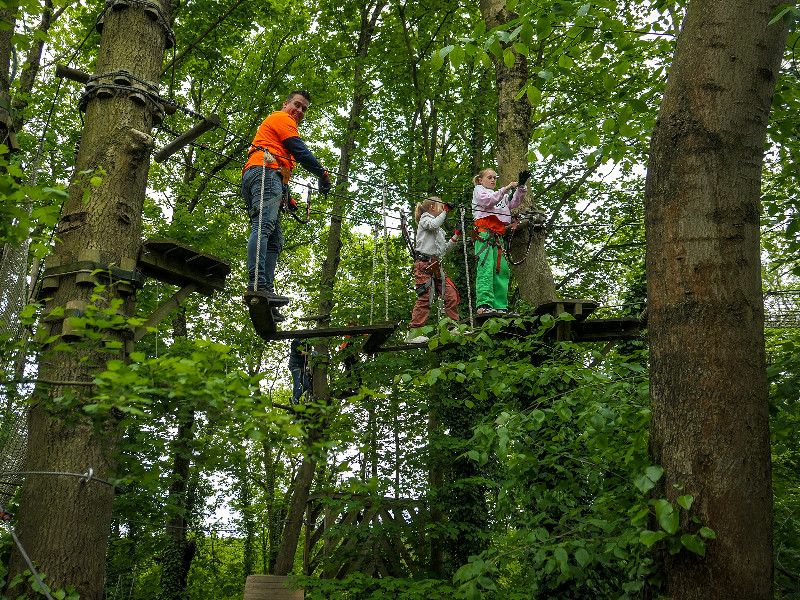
381, 182, 389, 322
460, 206, 474, 329
369, 221, 379, 326
253, 152, 269, 292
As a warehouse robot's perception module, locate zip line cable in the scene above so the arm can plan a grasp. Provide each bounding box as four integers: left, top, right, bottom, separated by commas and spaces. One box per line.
1, 502, 54, 600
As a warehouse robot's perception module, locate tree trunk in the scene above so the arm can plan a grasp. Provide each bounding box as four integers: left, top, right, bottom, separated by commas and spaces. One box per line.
157, 310, 197, 600
273, 427, 323, 575
644, 1, 786, 598
7, 1, 170, 596
478, 0, 557, 306
273, 0, 385, 575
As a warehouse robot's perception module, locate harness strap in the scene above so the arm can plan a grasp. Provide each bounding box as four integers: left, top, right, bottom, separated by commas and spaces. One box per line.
474, 228, 504, 272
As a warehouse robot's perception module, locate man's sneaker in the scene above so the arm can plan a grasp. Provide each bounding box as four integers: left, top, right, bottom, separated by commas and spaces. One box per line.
271, 307, 286, 322
406, 334, 429, 344
245, 286, 290, 303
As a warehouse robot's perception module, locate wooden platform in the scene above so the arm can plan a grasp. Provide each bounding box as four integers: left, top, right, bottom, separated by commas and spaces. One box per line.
534, 298, 599, 341
251, 319, 400, 344
572, 317, 643, 342
243, 575, 302, 600
138, 238, 230, 296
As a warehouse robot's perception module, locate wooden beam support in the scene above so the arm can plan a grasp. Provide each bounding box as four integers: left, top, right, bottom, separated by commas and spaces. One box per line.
153, 114, 221, 163
133, 283, 198, 341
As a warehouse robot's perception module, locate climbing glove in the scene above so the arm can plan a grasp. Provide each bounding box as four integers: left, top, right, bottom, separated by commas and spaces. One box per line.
518, 170, 531, 187
319, 171, 332, 194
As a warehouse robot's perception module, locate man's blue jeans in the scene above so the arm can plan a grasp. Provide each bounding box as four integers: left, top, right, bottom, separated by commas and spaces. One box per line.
291, 367, 310, 404
243, 166, 286, 292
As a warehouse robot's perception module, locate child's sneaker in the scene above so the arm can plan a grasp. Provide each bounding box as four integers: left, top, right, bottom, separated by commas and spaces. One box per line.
476, 305, 496, 315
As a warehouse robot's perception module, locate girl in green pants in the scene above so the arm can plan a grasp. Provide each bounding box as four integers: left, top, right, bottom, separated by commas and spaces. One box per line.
471, 168, 527, 314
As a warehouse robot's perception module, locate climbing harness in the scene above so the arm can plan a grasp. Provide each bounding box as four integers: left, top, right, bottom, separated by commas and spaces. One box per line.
504, 210, 546, 266
473, 227, 505, 273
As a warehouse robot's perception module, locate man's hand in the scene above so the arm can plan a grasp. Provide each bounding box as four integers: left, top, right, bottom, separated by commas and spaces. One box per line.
319, 171, 332, 194
287, 197, 298, 213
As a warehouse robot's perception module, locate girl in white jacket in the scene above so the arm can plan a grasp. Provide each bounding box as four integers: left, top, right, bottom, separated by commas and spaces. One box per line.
406, 197, 462, 343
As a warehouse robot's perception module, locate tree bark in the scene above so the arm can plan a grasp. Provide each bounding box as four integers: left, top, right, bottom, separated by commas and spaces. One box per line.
644, 1, 786, 598
478, 0, 557, 306
7, 1, 171, 596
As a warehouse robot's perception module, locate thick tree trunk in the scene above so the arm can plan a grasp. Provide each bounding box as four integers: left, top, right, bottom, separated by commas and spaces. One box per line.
644, 1, 786, 598
7, 2, 170, 597
479, 0, 557, 306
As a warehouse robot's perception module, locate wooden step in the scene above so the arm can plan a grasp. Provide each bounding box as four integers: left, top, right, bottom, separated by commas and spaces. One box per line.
243, 575, 303, 600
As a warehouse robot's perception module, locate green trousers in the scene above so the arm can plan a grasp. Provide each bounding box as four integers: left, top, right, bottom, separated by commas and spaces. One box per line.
474, 235, 510, 309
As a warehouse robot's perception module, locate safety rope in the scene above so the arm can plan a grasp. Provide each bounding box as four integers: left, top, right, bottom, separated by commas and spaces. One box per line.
382, 182, 389, 322
253, 151, 269, 292
460, 206, 474, 329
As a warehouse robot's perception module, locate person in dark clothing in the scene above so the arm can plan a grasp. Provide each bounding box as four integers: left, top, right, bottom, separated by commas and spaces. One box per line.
288, 338, 311, 404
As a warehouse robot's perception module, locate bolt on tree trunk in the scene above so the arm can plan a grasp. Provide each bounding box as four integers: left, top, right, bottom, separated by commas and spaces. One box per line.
644, 1, 786, 598
7, 1, 171, 597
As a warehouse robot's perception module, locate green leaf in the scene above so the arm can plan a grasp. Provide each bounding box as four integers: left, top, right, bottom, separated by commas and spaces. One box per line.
439, 45, 455, 58
628, 98, 648, 113
513, 42, 529, 55
639, 529, 667, 546
680, 534, 706, 556
553, 546, 569, 569
645, 465, 664, 482
577, 3, 591, 17
769, 4, 794, 25
676, 494, 693, 510
601, 118, 616, 134
699, 526, 716, 539
574, 548, 590, 567
558, 54, 574, 68
451, 46, 465, 68
503, 48, 515, 69
654, 499, 679, 534
526, 86, 542, 106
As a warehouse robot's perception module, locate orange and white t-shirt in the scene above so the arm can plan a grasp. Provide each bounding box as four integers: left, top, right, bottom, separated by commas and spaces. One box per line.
243, 111, 298, 174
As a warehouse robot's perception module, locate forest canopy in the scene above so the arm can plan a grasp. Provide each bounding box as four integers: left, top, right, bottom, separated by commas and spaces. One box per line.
1, 0, 799, 599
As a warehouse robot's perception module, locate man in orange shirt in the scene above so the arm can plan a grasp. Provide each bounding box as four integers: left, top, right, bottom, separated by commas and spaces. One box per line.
243, 90, 332, 321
